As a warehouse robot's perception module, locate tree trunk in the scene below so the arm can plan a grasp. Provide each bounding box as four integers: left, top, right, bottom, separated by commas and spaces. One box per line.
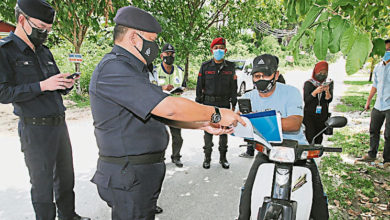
74, 45, 81, 94
368, 57, 377, 82
184, 53, 190, 86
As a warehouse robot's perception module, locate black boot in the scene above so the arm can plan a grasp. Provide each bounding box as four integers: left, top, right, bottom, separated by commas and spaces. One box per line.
219, 151, 230, 169
203, 152, 211, 169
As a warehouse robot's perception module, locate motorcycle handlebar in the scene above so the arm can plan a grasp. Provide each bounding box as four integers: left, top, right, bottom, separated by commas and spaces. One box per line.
323, 147, 342, 152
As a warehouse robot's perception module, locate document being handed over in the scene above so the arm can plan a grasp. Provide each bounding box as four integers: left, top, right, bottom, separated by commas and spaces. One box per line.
232, 117, 273, 149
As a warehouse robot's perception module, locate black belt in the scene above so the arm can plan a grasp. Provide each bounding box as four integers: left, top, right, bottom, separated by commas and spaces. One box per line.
99, 151, 165, 165
21, 115, 65, 126
204, 95, 229, 102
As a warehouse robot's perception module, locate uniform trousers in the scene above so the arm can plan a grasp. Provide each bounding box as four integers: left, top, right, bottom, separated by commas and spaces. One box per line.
169, 126, 183, 160
18, 120, 76, 220
369, 108, 390, 162
92, 160, 166, 220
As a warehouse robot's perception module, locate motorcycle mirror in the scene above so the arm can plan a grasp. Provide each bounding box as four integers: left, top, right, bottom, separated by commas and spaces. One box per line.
325, 116, 348, 128
311, 116, 348, 145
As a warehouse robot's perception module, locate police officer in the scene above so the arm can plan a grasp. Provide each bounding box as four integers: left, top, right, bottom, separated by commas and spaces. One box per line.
196, 37, 238, 169
154, 43, 186, 167
0, 1, 90, 220
89, 6, 245, 220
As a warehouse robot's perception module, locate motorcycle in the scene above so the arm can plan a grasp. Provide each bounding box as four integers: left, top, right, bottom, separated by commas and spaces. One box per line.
245, 116, 347, 220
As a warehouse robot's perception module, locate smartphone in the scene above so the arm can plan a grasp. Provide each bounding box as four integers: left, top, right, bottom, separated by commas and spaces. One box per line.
66, 72, 81, 79
322, 80, 333, 86
238, 98, 252, 114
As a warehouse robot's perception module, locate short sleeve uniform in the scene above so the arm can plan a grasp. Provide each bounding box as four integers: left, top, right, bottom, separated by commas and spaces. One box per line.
89, 45, 169, 157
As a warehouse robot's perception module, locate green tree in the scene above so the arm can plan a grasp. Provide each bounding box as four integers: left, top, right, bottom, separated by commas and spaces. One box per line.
287, 0, 390, 75
130, 0, 258, 82
0, 0, 129, 93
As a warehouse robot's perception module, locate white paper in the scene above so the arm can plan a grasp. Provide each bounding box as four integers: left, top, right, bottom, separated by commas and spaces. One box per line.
232, 117, 273, 150
232, 117, 254, 139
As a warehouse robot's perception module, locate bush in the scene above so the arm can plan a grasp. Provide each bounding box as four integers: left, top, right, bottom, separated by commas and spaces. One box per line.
51, 39, 111, 94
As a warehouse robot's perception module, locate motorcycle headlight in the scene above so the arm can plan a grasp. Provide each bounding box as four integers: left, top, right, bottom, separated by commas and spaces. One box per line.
269, 147, 295, 163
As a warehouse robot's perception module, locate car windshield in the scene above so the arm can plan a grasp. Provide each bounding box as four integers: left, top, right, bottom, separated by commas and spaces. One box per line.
233, 61, 245, 70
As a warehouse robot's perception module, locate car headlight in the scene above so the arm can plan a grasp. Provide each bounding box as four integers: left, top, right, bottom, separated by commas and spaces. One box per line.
269, 147, 295, 163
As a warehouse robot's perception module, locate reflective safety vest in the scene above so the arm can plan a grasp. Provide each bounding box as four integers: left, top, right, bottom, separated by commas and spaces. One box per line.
153, 63, 184, 87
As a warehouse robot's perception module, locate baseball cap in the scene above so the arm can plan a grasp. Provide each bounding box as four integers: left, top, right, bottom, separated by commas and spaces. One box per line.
251, 54, 279, 76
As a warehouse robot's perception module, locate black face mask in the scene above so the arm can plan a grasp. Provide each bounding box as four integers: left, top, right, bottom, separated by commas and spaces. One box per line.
163, 56, 174, 65
254, 74, 276, 93
135, 33, 159, 65
315, 74, 327, 82
23, 19, 49, 48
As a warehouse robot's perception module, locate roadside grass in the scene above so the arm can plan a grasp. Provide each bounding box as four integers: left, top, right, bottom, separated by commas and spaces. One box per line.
321, 155, 390, 219
66, 91, 90, 108
335, 82, 375, 112
327, 128, 384, 158
344, 81, 373, 86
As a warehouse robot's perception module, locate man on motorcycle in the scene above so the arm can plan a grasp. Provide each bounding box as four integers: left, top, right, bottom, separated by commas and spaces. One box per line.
237, 54, 329, 220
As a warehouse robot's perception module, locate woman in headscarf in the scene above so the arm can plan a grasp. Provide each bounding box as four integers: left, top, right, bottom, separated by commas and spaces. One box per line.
303, 61, 333, 144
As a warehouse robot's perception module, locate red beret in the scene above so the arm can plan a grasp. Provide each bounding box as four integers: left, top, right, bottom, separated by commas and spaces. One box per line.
210, 37, 226, 48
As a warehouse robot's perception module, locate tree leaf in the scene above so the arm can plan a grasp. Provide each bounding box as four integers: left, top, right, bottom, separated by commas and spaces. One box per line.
287, 0, 297, 22
332, 0, 358, 7
328, 18, 348, 53
314, 23, 329, 60
316, 0, 328, 6
371, 38, 386, 57
340, 26, 356, 55
288, 5, 323, 49
329, 15, 342, 29
346, 32, 373, 75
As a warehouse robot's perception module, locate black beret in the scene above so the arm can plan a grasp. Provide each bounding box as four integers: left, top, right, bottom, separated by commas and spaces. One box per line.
114, 6, 161, 33
18, 0, 55, 24
162, 43, 175, 53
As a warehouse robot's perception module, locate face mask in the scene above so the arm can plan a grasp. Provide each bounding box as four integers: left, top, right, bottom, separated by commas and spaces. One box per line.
163, 56, 174, 65
135, 33, 159, 64
315, 73, 327, 82
383, 51, 390, 62
254, 74, 276, 93
23, 18, 49, 48
213, 49, 225, 61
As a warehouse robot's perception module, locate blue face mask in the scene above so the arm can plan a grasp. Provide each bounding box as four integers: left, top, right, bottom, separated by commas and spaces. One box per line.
213, 49, 225, 61
383, 51, 390, 62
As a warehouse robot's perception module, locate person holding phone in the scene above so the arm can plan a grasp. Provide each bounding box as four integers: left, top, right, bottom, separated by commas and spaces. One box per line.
0, 0, 89, 219
303, 61, 333, 144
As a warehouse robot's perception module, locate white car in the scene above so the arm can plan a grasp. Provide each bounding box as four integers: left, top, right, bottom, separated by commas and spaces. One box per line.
232, 59, 254, 96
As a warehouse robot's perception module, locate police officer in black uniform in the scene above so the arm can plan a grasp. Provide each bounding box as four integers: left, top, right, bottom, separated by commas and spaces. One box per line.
196, 37, 238, 169
0, 1, 90, 220
89, 6, 245, 220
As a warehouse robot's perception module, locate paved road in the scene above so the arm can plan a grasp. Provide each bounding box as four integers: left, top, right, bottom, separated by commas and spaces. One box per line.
0, 58, 347, 220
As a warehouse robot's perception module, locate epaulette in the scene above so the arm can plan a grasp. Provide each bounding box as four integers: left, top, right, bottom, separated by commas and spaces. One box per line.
0, 37, 12, 47
201, 59, 213, 66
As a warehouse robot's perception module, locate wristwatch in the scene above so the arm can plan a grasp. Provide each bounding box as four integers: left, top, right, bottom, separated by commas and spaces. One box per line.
210, 107, 221, 123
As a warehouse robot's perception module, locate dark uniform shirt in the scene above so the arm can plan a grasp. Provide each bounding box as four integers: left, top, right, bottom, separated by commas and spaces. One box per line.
89, 45, 169, 157
195, 59, 237, 108
0, 32, 66, 117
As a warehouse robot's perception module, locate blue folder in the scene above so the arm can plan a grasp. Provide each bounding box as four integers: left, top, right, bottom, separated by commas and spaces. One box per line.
242, 110, 283, 143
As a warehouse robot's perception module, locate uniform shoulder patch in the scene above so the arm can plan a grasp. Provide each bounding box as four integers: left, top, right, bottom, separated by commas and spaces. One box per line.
0, 38, 12, 47
202, 59, 212, 66
225, 60, 235, 66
